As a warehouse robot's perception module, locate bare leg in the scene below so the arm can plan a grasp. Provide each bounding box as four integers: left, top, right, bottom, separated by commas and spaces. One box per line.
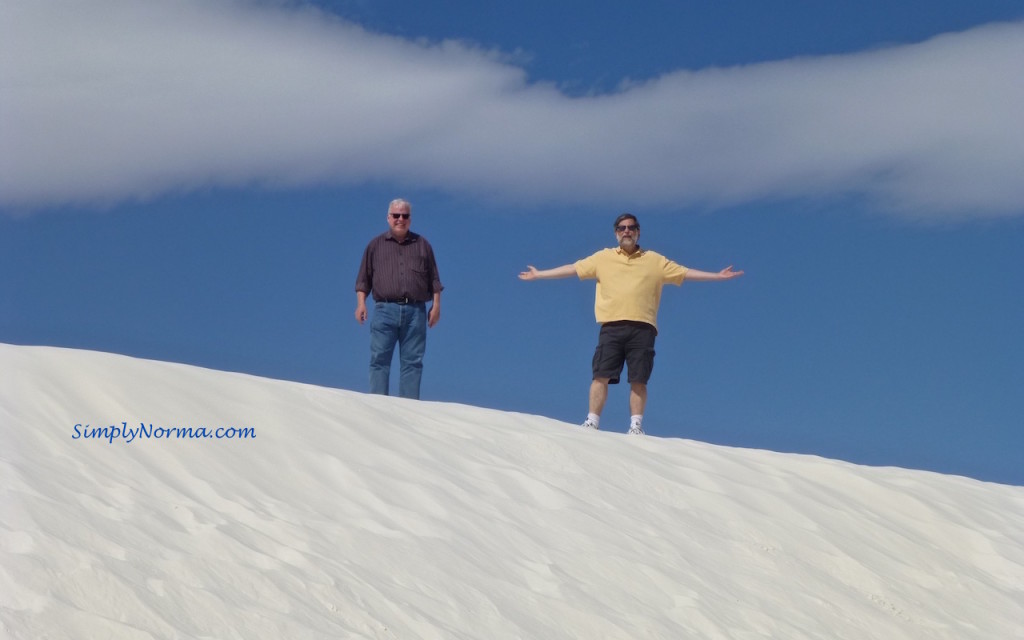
629, 383, 647, 416
589, 378, 610, 415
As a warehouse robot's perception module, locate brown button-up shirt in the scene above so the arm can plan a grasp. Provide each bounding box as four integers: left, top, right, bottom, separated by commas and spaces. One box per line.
355, 231, 443, 302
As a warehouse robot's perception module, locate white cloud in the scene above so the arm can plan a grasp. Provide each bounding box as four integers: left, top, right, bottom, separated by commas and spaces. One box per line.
2, 0, 1023, 217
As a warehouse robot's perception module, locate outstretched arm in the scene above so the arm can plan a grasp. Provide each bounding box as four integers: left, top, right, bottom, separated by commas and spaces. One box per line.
684, 265, 744, 282
518, 264, 578, 281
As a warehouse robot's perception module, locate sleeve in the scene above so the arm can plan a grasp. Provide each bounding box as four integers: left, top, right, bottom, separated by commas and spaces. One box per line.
662, 256, 688, 286
424, 240, 444, 294
574, 252, 600, 280
355, 242, 373, 293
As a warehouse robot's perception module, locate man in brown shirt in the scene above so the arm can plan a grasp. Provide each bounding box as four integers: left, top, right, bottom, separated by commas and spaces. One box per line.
354, 199, 443, 399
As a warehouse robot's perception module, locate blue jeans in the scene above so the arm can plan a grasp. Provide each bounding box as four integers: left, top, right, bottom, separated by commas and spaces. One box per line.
369, 301, 427, 399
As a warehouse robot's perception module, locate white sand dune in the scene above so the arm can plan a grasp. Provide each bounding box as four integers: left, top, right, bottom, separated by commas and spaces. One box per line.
2, 343, 1022, 639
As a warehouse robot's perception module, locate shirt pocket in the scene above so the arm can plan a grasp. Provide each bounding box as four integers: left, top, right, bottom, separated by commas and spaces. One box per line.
410, 255, 429, 274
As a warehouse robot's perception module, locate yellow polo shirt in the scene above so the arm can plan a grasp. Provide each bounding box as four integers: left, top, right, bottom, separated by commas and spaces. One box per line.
574, 247, 688, 329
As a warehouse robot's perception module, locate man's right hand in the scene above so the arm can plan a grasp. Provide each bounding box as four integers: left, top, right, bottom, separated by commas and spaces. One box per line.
519, 264, 578, 280
355, 303, 368, 324
518, 265, 540, 280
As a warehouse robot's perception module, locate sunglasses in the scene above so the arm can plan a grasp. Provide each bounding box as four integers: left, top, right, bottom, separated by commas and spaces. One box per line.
615, 224, 639, 232
390, 213, 411, 220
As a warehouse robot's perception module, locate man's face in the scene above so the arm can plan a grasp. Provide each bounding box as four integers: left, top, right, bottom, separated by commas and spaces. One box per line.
387, 203, 411, 236
615, 218, 639, 250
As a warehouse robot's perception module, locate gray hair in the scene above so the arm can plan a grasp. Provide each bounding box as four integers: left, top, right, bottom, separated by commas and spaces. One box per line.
388, 198, 412, 212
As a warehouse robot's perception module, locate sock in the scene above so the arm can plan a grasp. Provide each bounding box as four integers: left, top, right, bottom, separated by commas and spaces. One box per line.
630, 415, 643, 429
587, 413, 601, 427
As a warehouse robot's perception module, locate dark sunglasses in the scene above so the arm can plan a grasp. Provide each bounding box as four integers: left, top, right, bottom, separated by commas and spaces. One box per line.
615, 224, 639, 232
390, 213, 411, 220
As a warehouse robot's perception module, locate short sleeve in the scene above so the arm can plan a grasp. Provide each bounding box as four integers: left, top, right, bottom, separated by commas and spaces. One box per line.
355, 241, 374, 293
575, 253, 599, 280
662, 257, 688, 286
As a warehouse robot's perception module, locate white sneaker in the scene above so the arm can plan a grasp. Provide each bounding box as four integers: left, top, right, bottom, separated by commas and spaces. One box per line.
581, 418, 599, 430
627, 425, 644, 436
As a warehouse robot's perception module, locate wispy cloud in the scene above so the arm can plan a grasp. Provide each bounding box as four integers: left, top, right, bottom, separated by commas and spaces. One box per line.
2, 0, 1023, 217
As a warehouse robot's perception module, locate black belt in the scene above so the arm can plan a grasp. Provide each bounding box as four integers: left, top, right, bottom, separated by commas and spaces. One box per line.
376, 297, 421, 305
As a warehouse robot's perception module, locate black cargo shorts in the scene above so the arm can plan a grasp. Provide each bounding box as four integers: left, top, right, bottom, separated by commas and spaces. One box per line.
591, 320, 657, 385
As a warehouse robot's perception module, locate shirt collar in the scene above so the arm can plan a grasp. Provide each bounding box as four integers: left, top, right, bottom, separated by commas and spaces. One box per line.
385, 230, 417, 243
615, 245, 644, 257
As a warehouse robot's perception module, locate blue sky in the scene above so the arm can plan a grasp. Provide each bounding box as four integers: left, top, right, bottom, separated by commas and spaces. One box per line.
2, 0, 1023, 485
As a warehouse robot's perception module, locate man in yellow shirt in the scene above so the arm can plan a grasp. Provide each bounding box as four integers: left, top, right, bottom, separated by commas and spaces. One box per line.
519, 213, 743, 435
